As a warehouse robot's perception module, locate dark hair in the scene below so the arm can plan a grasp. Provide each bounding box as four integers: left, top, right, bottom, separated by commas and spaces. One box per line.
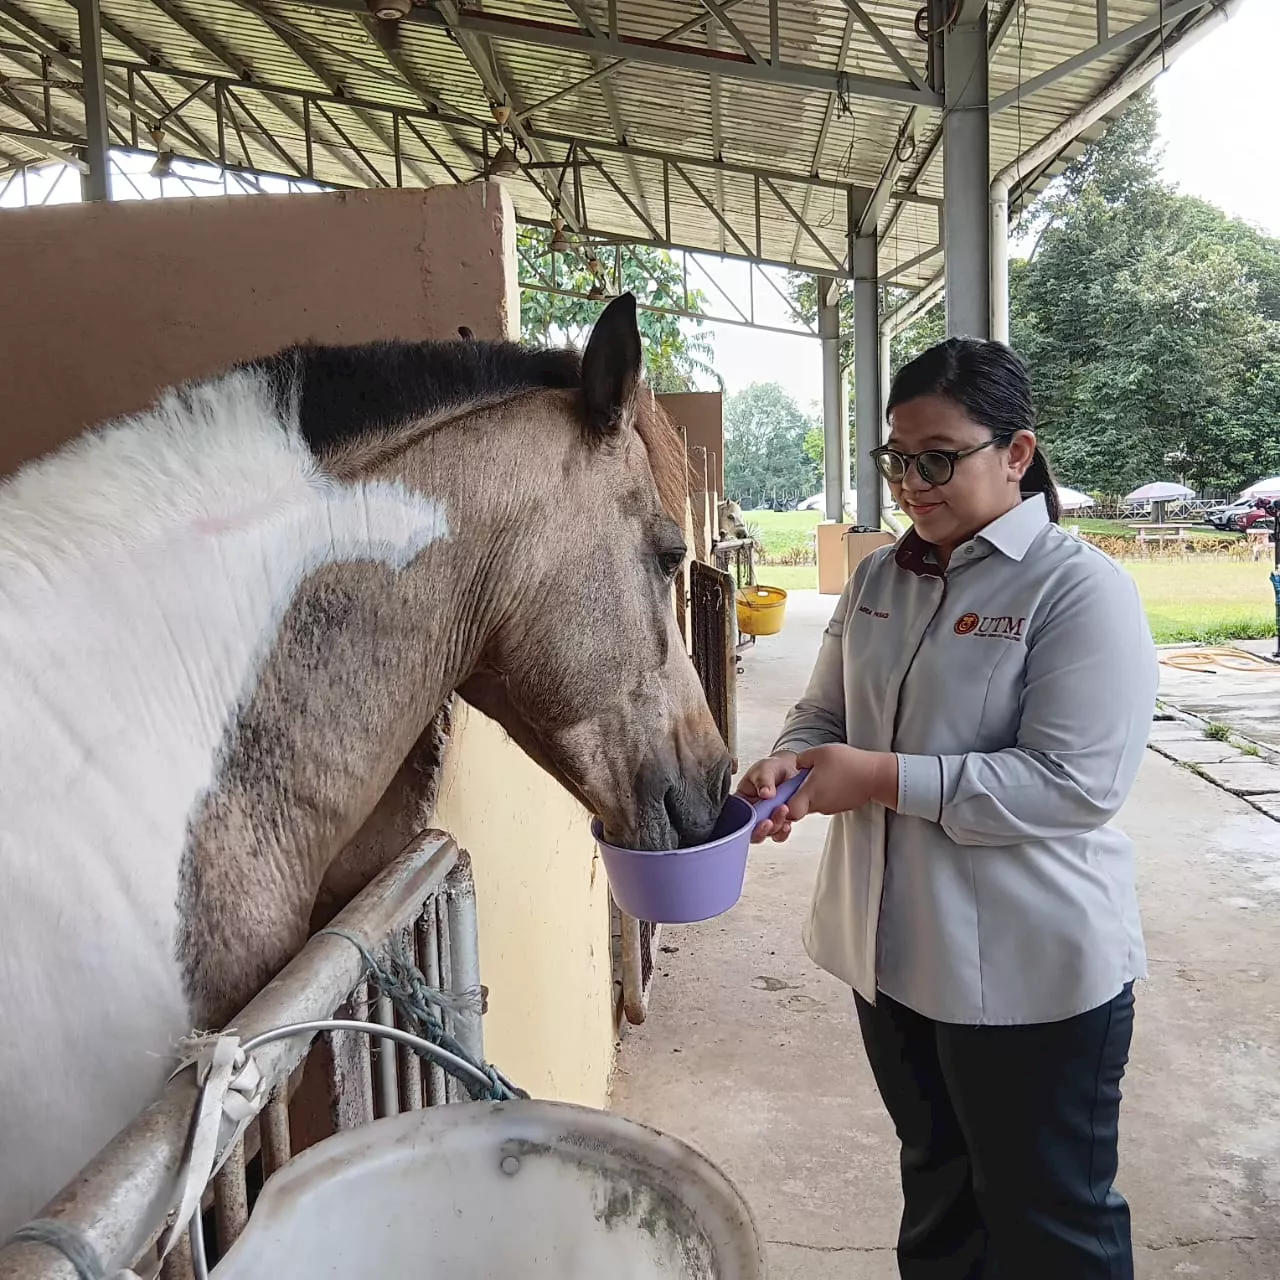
886, 337, 1060, 523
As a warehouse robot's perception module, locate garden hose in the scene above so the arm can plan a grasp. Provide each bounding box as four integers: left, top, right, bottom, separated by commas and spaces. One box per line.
1158, 647, 1280, 673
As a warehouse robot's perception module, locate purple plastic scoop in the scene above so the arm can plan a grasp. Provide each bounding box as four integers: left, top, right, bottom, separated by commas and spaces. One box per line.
592, 768, 811, 925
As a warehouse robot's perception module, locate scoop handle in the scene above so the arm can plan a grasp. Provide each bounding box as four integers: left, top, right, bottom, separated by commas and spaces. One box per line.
749, 767, 810, 826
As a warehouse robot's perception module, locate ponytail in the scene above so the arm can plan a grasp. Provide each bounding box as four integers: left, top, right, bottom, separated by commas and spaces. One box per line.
1022, 445, 1061, 524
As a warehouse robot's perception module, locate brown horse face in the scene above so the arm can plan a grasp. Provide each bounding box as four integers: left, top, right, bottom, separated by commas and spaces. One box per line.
459, 297, 731, 851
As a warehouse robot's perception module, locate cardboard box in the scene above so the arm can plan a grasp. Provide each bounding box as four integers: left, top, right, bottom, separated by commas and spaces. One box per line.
816, 522, 854, 594
844, 530, 895, 579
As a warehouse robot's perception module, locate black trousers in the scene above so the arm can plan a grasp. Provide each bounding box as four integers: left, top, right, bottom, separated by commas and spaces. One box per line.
855, 985, 1135, 1280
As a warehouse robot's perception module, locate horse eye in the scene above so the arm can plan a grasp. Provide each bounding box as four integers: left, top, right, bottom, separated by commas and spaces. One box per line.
657, 547, 687, 578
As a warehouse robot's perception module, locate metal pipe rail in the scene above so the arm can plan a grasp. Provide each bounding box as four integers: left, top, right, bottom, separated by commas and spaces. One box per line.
0, 835, 479, 1280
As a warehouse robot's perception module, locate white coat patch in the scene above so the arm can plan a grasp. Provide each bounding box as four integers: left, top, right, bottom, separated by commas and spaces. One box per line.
0, 368, 448, 1237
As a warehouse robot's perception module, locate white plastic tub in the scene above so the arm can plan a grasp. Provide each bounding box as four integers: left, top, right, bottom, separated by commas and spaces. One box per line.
214, 1099, 766, 1279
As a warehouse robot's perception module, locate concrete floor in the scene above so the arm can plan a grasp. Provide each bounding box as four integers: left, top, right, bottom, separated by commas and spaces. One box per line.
610, 592, 1280, 1279
1157, 638, 1280, 751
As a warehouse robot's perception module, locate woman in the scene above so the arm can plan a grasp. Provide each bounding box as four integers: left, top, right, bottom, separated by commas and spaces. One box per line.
739, 338, 1158, 1280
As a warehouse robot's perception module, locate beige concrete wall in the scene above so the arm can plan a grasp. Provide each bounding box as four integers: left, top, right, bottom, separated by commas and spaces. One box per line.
0, 184, 521, 475
660, 391, 724, 495
0, 184, 614, 1104
434, 706, 615, 1105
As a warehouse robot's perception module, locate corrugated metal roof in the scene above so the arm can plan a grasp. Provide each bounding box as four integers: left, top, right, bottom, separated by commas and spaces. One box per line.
0, 0, 1232, 290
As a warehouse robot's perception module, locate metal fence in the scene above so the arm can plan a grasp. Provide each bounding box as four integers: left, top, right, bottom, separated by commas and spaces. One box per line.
711, 536, 756, 657
0, 836, 478, 1280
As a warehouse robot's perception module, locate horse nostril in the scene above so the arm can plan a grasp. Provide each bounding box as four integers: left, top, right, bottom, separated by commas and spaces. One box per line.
716, 757, 732, 806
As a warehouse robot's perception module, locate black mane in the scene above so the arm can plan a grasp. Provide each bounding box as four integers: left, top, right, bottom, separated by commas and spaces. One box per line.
239, 337, 583, 456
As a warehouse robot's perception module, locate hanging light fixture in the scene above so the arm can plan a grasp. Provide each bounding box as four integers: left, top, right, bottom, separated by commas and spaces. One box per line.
549, 213, 570, 253
488, 144, 519, 176
148, 127, 173, 178
586, 251, 610, 301
482, 101, 520, 177
365, 0, 410, 19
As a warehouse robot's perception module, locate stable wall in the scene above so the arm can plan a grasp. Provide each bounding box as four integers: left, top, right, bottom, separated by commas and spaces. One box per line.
0, 184, 615, 1106
660, 392, 723, 496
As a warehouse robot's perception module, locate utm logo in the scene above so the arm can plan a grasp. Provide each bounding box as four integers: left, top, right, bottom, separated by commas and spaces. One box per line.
956, 612, 1027, 641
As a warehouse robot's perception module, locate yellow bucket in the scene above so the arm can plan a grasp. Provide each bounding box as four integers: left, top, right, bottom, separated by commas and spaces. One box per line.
736, 584, 788, 637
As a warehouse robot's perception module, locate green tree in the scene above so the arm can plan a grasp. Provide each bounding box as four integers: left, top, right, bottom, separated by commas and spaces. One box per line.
723, 382, 821, 509
1013, 91, 1280, 493
517, 229, 719, 392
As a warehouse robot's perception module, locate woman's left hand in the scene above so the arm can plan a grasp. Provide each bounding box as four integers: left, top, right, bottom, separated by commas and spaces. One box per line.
786, 745, 899, 821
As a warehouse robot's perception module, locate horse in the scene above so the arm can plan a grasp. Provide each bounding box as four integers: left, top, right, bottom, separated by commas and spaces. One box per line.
716, 499, 748, 541
0, 293, 732, 1238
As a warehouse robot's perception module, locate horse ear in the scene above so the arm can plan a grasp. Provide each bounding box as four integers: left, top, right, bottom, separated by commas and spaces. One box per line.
457, 325, 475, 341
581, 292, 642, 441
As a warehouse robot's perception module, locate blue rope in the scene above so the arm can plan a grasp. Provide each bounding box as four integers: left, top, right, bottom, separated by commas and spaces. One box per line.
4, 1220, 106, 1280
317, 928, 526, 1102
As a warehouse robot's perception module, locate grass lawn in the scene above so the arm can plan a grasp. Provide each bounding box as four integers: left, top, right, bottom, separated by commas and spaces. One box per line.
742, 510, 1276, 646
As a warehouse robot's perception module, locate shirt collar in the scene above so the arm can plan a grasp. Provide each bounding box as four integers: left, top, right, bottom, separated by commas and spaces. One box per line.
895, 493, 1050, 578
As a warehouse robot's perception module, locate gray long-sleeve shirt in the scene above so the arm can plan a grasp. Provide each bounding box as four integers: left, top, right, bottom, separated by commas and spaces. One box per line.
774, 495, 1158, 1025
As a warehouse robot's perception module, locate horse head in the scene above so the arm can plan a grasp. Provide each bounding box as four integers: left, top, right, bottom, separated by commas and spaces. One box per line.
447, 297, 731, 850
717, 499, 748, 541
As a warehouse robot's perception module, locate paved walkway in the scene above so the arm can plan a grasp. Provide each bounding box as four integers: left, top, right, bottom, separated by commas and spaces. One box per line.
611, 592, 1280, 1279
1157, 638, 1280, 751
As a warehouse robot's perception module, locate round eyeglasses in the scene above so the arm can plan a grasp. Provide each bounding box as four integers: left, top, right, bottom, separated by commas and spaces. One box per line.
870, 434, 1012, 487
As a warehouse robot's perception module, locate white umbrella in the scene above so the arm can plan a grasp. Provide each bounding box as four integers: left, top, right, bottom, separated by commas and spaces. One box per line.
1241, 476, 1280, 499
1055, 485, 1095, 511
1123, 481, 1195, 503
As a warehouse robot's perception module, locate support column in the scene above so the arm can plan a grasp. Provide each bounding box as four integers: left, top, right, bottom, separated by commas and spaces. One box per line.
942, 5, 989, 338
75, 0, 111, 202
818, 276, 845, 523
852, 234, 881, 531
879, 321, 894, 515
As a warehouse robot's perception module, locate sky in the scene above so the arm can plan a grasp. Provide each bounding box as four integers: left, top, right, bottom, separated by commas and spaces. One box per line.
705, 0, 1280, 411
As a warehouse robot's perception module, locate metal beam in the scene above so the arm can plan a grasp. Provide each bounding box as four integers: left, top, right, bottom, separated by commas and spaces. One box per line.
518, 0, 747, 119
433, 0, 581, 231
879, 240, 941, 285
852, 233, 880, 528
989, 0, 1023, 59
818, 277, 846, 523
834, 0, 930, 94
556, 0, 651, 227
74, 0, 108, 197
696, 0, 764, 66
221, 0, 434, 186
299, 0, 941, 108
989, 0, 1212, 113
707, 19, 725, 253
943, 10, 989, 338
790, 10, 855, 261
1097, 0, 1109, 43
0, 125, 88, 170
860, 106, 919, 234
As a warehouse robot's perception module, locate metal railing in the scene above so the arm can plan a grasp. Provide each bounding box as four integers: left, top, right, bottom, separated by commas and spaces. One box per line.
711, 536, 756, 657
0, 836, 478, 1280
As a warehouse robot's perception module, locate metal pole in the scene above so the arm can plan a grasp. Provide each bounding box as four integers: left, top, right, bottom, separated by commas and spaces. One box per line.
879, 317, 894, 519
818, 276, 845, 523
444, 856, 484, 1065
853, 233, 881, 530
75, 0, 111, 201
943, 6, 989, 338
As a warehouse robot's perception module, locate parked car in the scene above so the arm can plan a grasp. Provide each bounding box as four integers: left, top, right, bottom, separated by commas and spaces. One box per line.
1205, 498, 1257, 530
1228, 504, 1277, 534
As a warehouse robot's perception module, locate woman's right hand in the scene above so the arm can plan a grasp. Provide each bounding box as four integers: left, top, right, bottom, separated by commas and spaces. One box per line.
736, 752, 800, 844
